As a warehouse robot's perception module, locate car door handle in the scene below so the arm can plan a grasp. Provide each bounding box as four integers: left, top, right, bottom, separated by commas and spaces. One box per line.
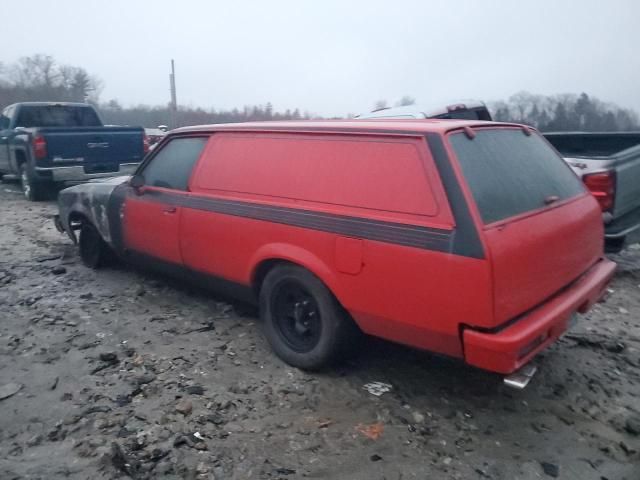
163, 207, 177, 214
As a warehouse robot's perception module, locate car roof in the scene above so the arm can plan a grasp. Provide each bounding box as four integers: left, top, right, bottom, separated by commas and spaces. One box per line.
9, 101, 93, 108
173, 119, 521, 136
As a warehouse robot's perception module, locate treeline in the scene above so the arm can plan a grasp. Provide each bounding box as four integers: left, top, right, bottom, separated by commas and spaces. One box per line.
2, 55, 640, 131
490, 91, 639, 132
0, 54, 102, 105
99, 100, 313, 128
0, 54, 314, 127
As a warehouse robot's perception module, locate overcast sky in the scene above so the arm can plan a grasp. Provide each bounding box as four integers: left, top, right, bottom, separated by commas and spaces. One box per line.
3, 0, 639, 116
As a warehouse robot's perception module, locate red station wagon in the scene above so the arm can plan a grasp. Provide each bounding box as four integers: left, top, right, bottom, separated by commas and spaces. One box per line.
55, 120, 616, 383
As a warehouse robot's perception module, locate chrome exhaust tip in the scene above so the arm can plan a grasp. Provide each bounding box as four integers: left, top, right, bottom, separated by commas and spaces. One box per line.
503, 364, 537, 390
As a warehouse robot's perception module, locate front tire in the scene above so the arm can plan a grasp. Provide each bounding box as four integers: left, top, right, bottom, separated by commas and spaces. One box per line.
19, 163, 47, 201
79, 223, 113, 269
260, 264, 359, 370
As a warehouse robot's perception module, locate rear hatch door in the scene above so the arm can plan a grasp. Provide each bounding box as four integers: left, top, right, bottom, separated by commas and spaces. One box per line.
449, 128, 603, 325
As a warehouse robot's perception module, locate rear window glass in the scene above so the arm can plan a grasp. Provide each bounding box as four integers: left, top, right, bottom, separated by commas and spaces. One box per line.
16, 105, 102, 127
545, 133, 640, 157
450, 129, 585, 224
196, 134, 437, 216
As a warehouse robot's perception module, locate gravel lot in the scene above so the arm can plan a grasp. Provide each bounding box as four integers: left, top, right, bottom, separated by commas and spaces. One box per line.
1, 184, 639, 480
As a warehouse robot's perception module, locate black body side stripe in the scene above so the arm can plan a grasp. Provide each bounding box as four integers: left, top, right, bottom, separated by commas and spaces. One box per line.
140, 189, 454, 253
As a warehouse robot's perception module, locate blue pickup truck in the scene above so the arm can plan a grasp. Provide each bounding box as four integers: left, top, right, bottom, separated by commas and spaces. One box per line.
0, 102, 147, 200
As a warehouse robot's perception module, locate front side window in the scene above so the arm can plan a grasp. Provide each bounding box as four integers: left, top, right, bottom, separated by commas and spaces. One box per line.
450, 128, 585, 224
141, 137, 208, 191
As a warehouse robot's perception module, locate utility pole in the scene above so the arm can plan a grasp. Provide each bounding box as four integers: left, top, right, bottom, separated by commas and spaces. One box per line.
169, 59, 177, 129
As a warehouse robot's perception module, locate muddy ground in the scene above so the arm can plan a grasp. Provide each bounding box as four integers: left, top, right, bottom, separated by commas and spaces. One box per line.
0, 183, 639, 480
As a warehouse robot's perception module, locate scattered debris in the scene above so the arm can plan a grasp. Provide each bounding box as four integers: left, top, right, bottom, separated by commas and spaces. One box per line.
565, 333, 626, 353
0, 383, 22, 401
51, 265, 67, 275
540, 461, 559, 478
355, 423, 384, 440
185, 385, 205, 395
133, 372, 156, 385
625, 415, 640, 436
0, 187, 638, 479
362, 381, 392, 396
110, 441, 139, 477
175, 399, 193, 416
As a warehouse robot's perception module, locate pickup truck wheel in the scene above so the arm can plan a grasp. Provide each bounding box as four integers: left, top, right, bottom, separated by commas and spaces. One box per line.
79, 223, 112, 269
605, 236, 626, 253
19, 164, 46, 201
260, 265, 359, 370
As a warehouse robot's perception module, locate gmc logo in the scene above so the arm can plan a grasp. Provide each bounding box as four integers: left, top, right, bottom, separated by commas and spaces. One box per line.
87, 142, 110, 149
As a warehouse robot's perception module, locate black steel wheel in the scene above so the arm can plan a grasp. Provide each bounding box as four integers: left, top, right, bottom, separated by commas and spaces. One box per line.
272, 280, 322, 353
79, 223, 112, 269
260, 264, 360, 370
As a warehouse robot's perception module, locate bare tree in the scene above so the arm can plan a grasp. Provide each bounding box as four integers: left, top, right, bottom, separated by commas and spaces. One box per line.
373, 99, 388, 110
0, 54, 103, 105
489, 91, 639, 132
396, 95, 416, 107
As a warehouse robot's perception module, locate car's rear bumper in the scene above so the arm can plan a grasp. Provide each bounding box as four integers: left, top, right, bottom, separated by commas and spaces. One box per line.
462, 258, 616, 374
35, 163, 139, 182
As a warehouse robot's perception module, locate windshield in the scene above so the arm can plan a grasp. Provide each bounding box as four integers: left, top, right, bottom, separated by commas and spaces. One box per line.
15, 105, 102, 128
450, 128, 585, 224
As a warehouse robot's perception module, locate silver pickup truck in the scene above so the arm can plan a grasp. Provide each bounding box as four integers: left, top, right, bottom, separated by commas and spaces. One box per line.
544, 132, 640, 252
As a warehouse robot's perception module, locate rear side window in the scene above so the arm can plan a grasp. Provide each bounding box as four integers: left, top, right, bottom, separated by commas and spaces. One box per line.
142, 137, 207, 190
16, 106, 102, 127
450, 129, 585, 224
196, 134, 437, 216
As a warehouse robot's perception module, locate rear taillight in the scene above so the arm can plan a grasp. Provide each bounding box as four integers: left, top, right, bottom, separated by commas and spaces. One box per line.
33, 135, 47, 160
143, 134, 150, 154
583, 170, 616, 212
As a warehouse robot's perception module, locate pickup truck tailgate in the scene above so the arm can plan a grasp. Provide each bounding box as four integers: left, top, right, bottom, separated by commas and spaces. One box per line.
614, 147, 640, 217
39, 126, 145, 173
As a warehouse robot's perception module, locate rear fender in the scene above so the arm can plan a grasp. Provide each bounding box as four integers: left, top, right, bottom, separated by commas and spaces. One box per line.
249, 243, 341, 300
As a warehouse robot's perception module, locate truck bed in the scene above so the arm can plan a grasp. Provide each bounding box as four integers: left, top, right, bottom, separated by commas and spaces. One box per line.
544, 132, 640, 221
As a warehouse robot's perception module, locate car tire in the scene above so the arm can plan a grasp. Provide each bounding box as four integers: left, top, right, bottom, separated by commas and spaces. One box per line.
19, 163, 47, 201
260, 264, 360, 370
79, 222, 113, 269
605, 236, 626, 254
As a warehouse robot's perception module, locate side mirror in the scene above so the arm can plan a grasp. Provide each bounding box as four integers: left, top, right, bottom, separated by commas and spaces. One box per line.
130, 174, 145, 194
